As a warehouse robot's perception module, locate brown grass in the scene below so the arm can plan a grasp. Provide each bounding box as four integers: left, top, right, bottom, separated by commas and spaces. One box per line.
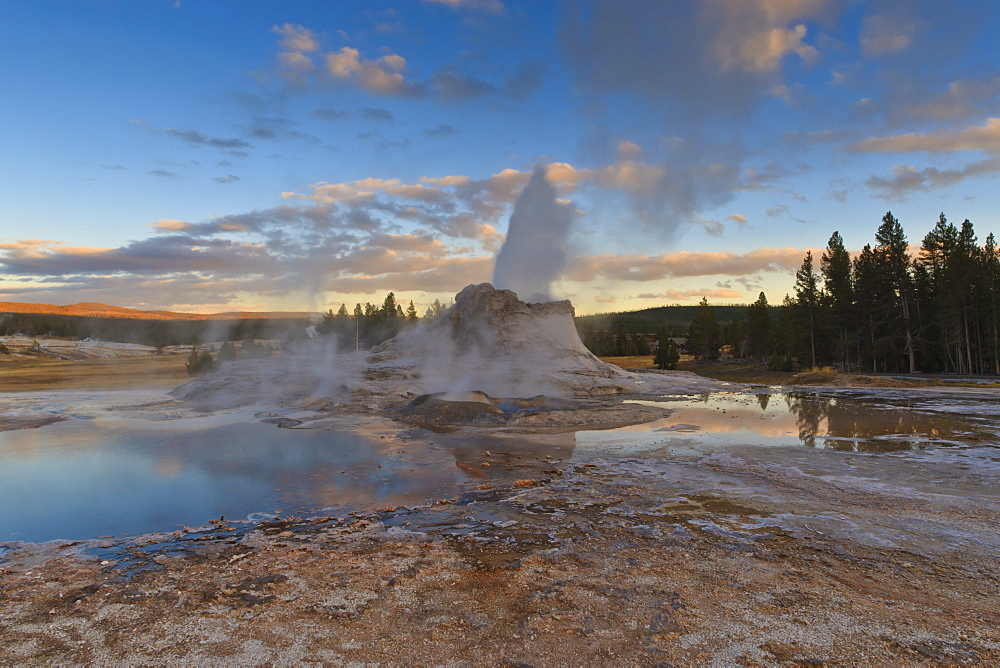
0, 354, 190, 392
599, 355, 657, 369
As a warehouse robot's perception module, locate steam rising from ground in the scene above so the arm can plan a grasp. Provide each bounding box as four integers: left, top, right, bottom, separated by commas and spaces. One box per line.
492, 166, 575, 302
172, 283, 720, 411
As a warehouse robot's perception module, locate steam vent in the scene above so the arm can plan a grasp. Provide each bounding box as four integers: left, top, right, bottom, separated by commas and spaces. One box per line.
173, 283, 719, 412
370, 283, 634, 398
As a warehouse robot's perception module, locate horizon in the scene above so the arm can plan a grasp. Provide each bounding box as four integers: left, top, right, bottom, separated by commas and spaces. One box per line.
3, 1, 999, 314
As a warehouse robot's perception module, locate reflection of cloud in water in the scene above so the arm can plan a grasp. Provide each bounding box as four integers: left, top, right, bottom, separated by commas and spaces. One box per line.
155, 457, 183, 476
0, 418, 470, 542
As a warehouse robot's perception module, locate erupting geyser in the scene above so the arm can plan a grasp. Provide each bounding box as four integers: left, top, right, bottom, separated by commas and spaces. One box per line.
173, 163, 720, 413
491, 165, 574, 302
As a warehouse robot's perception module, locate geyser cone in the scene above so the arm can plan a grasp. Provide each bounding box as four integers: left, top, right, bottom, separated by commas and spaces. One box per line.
372, 283, 631, 397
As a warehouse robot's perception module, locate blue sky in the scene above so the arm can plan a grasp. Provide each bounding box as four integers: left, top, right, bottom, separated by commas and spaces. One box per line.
2, 0, 999, 314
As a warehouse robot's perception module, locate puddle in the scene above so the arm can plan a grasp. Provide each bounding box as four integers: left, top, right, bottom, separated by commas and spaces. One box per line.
0, 417, 485, 543
5, 389, 997, 546
575, 391, 1000, 456
0, 413, 575, 545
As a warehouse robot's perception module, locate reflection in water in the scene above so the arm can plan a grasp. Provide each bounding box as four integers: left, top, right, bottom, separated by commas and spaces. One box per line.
0, 418, 478, 544
578, 391, 998, 455
1, 415, 573, 544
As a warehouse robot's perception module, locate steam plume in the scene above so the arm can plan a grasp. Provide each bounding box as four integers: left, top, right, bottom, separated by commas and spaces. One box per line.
492, 165, 574, 301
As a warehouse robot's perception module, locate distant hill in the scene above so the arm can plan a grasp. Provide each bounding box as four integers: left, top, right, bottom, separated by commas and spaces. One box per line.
0, 301, 315, 321
576, 303, 750, 335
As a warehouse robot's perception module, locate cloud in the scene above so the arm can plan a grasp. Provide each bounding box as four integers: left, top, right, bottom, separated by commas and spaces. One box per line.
424, 124, 458, 137
240, 116, 318, 142
892, 77, 1000, 125
429, 70, 496, 99
635, 288, 744, 301
324, 46, 423, 96
280, 153, 750, 244
163, 128, 251, 150
860, 13, 919, 57
150, 219, 192, 232
850, 118, 1000, 155
421, 0, 505, 13
726, 214, 748, 226
765, 203, 810, 223
558, 0, 834, 234
563, 248, 809, 283
214, 175, 240, 184
717, 23, 819, 74
271, 23, 319, 83
864, 158, 1000, 199
272, 25, 539, 102
273, 23, 319, 53
147, 169, 178, 178
1, 149, 816, 310
131, 120, 253, 151
360, 107, 395, 122
313, 107, 350, 121
782, 128, 859, 145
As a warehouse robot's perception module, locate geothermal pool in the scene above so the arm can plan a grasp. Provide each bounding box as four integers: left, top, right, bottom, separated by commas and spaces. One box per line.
0, 414, 475, 543
2, 389, 998, 544
575, 390, 1000, 456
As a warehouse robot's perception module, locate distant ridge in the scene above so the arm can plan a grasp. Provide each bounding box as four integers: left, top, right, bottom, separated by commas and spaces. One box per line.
0, 301, 315, 321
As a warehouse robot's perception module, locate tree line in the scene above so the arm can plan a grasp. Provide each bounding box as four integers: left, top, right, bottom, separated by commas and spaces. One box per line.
316, 293, 447, 350
711, 211, 1000, 375
0, 313, 313, 349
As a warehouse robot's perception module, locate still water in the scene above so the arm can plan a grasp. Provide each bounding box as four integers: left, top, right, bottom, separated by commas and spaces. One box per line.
4, 390, 996, 544
0, 415, 470, 544
575, 391, 1000, 456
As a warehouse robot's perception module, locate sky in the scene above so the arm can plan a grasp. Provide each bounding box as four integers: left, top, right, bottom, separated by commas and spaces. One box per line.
2, 0, 999, 315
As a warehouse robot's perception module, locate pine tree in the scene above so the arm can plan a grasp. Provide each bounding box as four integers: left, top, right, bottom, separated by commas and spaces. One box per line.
982, 234, 1000, 374
653, 329, 679, 370
424, 299, 446, 319
853, 245, 884, 372
406, 300, 418, 322
875, 211, 917, 373
821, 231, 853, 371
686, 298, 722, 361
217, 341, 238, 362
745, 292, 772, 362
382, 292, 398, 318
795, 251, 820, 369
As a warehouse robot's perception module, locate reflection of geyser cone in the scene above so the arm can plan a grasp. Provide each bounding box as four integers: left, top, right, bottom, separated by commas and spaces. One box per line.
371, 283, 634, 398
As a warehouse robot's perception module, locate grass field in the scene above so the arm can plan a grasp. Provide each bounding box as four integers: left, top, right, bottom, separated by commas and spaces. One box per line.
0, 354, 190, 392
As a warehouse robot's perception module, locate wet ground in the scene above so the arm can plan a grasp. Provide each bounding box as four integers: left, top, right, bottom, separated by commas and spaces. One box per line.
1, 385, 998, 664
6, 388, 997, 544
580, 388, 1000, 455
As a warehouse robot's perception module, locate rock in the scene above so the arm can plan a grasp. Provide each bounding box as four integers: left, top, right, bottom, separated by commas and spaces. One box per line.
171, 283, 728, 413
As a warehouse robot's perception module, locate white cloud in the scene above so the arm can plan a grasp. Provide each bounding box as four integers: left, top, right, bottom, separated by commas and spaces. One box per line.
272, 23, 319, 53
850, 118, 1000, 155
325, 47, 417, 96
719, 24, 819, 73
